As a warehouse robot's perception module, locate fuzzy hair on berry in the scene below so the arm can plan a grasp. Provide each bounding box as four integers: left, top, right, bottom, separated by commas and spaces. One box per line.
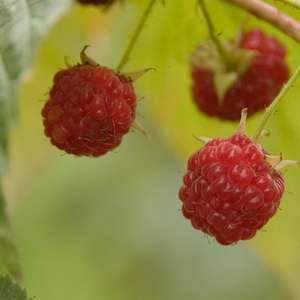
42, 48, 137, 157
179, 109, 289, 245
191, 29, 289, 120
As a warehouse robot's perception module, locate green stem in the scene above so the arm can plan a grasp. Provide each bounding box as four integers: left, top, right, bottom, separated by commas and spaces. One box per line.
116, 0, 157, 72
254, 65, 300, 142
198, 0, 229, 63
0, 184, 22, 284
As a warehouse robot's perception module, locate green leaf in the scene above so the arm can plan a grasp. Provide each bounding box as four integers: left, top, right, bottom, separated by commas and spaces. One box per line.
0, 276, 31, 300
0, 184, 22, 283
0, 0, 72, 283
0, 0, 72, 173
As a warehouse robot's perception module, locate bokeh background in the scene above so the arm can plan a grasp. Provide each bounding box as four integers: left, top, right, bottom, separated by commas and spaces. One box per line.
3, 0, 300, 299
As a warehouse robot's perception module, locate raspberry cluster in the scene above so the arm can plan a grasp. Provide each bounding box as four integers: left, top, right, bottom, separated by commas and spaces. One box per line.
179, 133, 285, 245
191, 29, 289, 120
42, 65, 137, 156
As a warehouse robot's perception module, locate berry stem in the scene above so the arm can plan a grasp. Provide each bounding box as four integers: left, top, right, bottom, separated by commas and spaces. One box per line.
198, 0, 229, 63
237, 108, 248, 134
253, 65, 300, 143
224, 0, 300, 44
116, 0, 157, 72
80, 45, 99, 66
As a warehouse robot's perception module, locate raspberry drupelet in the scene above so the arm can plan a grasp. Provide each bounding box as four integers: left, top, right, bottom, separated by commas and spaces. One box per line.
191, 29, 289, 120
179, 109, 288, 245
42, 47, 137, 157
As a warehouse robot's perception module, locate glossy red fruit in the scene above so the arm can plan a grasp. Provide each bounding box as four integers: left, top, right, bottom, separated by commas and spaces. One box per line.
191, 29, 289, 120
42, 65, 137, 157
179, 133, 285, 245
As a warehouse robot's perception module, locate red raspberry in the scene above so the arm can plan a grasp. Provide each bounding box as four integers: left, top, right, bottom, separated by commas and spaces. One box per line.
42, 61, 137, 157
77, 0, 116, 5
191, 29, 289, 120
179, 133, 285, 245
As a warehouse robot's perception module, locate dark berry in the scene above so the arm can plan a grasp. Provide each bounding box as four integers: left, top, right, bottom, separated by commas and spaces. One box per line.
42, 64, 137, 157
179, 133, 285, 245
191, 29, 289, 120
77, 0, 116, 5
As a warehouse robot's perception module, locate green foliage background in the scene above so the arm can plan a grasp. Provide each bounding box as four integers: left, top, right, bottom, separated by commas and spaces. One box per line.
1, 0, 300, 299
0, 276, 30, 300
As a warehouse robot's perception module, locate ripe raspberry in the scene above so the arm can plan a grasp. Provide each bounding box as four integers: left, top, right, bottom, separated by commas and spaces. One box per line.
77, 0, 115, 5
191, 29, 289, 120
77, 0, 116, 5
42, 51, 137, 157
179, 118, 286, 245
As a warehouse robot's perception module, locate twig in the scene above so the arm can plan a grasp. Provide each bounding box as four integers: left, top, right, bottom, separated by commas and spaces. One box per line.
224, 0, 300, 43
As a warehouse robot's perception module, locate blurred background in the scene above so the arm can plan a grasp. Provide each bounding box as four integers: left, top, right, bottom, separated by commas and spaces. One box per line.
3, 0, 300, 299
